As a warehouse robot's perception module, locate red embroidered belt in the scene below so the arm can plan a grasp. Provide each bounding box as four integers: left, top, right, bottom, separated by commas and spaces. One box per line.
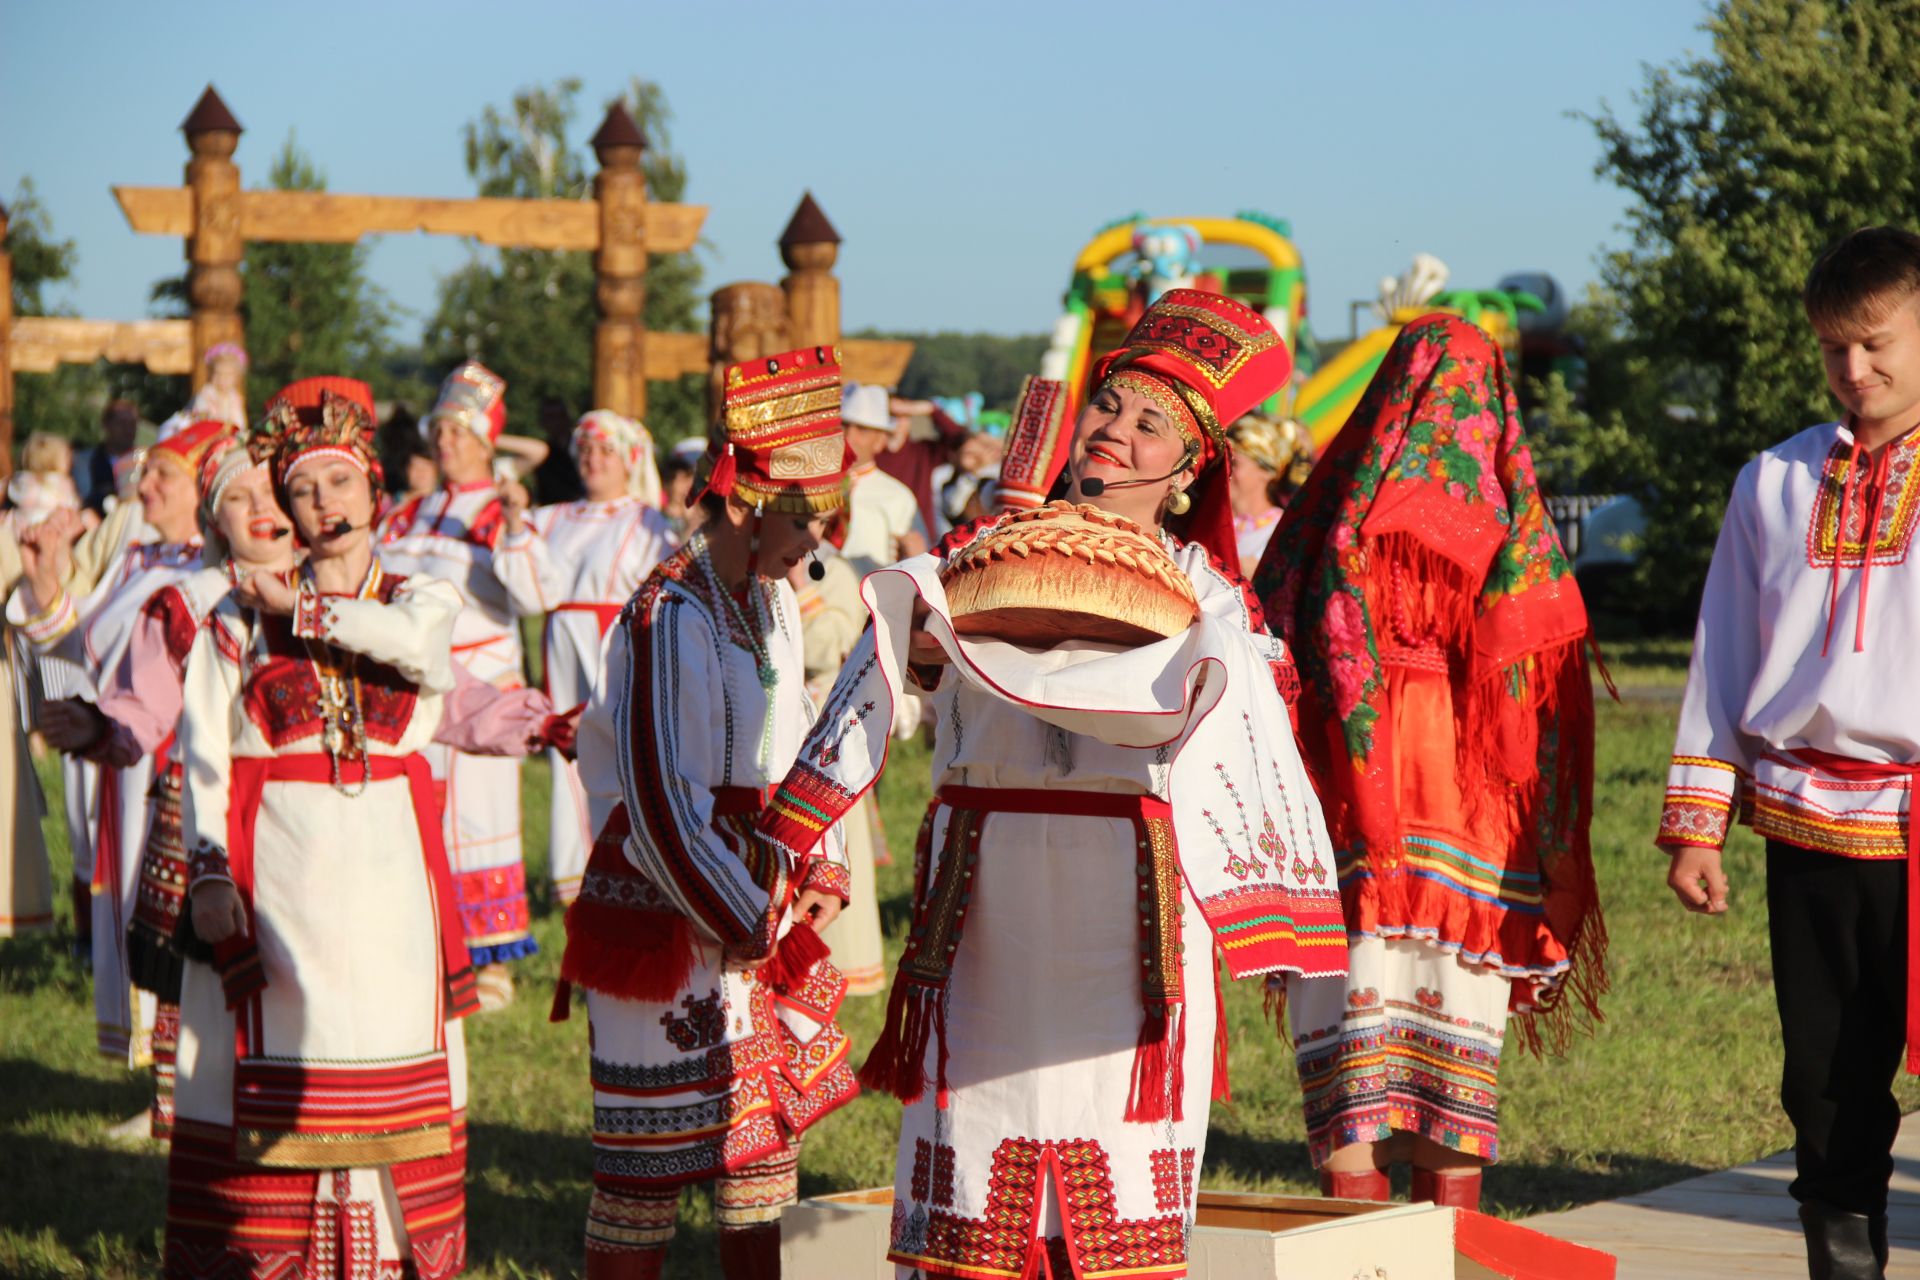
861, 784, 1206, 1122
935, 785, 1167, 821
1789, 747, 1920, 1074
227, 753, 477, 1028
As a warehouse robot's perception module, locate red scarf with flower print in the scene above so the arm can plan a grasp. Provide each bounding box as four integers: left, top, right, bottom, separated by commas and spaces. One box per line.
1252, 313, 1606, 1052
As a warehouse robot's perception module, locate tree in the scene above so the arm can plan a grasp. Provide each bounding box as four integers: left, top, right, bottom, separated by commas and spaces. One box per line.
136, 135, 402, 423
239, 135, 397, 408
1580, 0, 1920, 605
855, 330, 1051, 411
424, 77, 706, 451
6, 177, 109, 443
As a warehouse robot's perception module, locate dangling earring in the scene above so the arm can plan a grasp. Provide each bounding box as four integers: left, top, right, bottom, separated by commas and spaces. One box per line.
1166, 487, 1191, 516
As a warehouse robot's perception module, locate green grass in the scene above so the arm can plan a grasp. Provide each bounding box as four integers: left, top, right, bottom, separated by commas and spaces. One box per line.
4, 667, 1913, 1277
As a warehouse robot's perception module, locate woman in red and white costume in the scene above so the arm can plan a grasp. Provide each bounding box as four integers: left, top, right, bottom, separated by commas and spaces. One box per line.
168, 376, 479, 1279
494, 409, 674, 905
378, 361, 539, 1007
760, 293, 1346, 1280
560, 345, 860, 1280
9, 419, 227, 1069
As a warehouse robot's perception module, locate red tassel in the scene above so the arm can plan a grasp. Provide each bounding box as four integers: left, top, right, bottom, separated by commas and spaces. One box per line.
1124, 1004, 1184, 1123
763, 921, 831, 991
857, 980, 937, 1105
549, 977, 573, 1023
557, 901, 697, 1002
1212, 958, 1231, 1104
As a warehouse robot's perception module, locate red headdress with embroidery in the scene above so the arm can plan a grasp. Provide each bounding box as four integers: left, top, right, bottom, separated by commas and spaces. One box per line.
145, 418, 234, 480
251, 376, 381, 512
1088, 288, 1292, 568
700, 344, 850, 517
992, 376, 1072, 514
423, 361, 507, 448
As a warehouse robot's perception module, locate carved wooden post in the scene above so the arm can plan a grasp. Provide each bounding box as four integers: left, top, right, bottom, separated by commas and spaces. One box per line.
182, 87, 245, 393
707, 282, 793, 426
591, 103, 647, 419
779, 193, 842, 350
0, 201, 13, 480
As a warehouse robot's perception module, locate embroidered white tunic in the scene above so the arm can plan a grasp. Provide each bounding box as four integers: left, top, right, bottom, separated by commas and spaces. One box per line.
759, 532, 1345, 1280
566, 548, 858, 1195
170, 568, 471, 1278
7, 506, 201, 1062
492, 496, 673, 902
378, 480, 537, 962
1661, 421, 1920, 859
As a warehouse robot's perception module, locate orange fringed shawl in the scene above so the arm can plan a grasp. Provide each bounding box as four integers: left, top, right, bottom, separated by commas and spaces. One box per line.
1252, 314, 1608, 1052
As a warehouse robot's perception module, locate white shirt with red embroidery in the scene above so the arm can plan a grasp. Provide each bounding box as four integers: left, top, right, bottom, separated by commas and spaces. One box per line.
1661, 419, 1920, 860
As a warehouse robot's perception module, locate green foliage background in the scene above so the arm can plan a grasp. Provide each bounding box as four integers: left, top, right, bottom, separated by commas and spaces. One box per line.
1558, 0, 1920, 613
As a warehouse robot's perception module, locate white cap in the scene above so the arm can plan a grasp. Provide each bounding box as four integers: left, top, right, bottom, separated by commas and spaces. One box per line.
841, 382, 892, 432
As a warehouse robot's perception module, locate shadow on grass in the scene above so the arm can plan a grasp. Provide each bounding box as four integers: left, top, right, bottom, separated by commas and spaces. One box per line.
0, 1128, 165, 1272
0, 1057, 151, 1125
0, 933, 88, 1000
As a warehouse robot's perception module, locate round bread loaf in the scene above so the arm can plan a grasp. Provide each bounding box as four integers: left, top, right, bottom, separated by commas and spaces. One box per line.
939, 501, 1199, 648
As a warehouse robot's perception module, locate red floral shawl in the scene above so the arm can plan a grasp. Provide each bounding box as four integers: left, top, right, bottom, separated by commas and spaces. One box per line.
1252, 314, 1605, 1050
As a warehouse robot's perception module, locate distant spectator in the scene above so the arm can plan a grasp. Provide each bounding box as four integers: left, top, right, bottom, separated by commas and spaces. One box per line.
660, 445, 700, 542
79, 400, 141, 514
874, 395, 970, 534
6, 433, 88, 537
841, 383, 928, 576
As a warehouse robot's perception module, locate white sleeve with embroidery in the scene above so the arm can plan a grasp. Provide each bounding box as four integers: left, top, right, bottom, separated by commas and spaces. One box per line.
1660, 462, 1765, 851
178, 610, 245, 890
609, 593, 781, 949
491, 506, 566, 615
306, 576, 461, 694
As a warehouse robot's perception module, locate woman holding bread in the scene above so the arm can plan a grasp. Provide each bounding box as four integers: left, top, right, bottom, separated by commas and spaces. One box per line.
759, 291, 1345, 1280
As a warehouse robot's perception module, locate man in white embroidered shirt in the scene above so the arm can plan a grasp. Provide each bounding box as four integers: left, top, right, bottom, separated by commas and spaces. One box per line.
1658, 225, 1920, 1280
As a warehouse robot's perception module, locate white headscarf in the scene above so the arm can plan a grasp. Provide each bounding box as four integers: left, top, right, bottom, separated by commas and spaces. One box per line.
571, 410, 662, 506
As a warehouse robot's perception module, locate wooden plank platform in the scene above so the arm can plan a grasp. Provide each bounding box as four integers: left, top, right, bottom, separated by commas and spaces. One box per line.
1524, 1113, 1920, 1277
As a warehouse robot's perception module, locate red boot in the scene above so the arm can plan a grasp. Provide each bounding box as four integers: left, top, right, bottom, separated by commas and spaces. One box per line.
584, 1244, 666, 1279
717, 1223, 781, 1280
1319, 1167, 1391, 1201
1410, 1167, 1482, 1210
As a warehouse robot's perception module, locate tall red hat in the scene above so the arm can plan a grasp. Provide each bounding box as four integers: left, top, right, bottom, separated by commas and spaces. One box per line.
703, 344, 849, 516
1088, 289, 1292, 467
146, 418, 234, 478
993, 376, 1072, 513
252, 376, 381, 502
424, 361, 507, 446
1088, 290, 1292, 570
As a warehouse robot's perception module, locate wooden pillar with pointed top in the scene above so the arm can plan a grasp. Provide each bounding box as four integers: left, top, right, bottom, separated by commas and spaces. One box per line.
779, 192, 842, 351
182, 87, 245, 394
0, 201, 13, 480
591, 103, 647, 419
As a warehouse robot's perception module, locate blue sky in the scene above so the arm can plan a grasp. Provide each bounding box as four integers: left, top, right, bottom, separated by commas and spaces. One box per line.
2, 0, 1712, 340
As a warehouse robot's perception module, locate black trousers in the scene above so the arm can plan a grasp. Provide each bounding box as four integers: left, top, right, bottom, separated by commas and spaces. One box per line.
1767, 839, 1908, 1215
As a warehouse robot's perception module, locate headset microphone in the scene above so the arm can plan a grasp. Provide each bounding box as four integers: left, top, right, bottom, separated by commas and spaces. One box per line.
1076, 444, 1198, 498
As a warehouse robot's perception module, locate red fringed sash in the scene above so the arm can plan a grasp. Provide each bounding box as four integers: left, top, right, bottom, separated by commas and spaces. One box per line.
859, 786, 1212, 1123
222, 753, 478, 1025
552, 787, 830, 1021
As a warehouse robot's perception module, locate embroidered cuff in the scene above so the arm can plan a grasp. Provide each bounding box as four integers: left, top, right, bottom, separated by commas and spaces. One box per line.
497, 526, 536, 552
187, 839, 235, 890
292, 578, 329, 640
20, 588, 77, 648
1657, 754, 1740, 851
799, 859, 852, 903
758, 763, 857, 862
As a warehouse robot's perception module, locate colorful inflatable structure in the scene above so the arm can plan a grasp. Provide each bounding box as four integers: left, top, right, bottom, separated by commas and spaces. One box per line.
1040, 212, 1317, 420
1043, 219, 1574, 456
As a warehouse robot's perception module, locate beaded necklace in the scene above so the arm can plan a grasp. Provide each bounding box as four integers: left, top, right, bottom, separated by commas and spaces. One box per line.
689, 531, 779, 691
295, 570, 373, 796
